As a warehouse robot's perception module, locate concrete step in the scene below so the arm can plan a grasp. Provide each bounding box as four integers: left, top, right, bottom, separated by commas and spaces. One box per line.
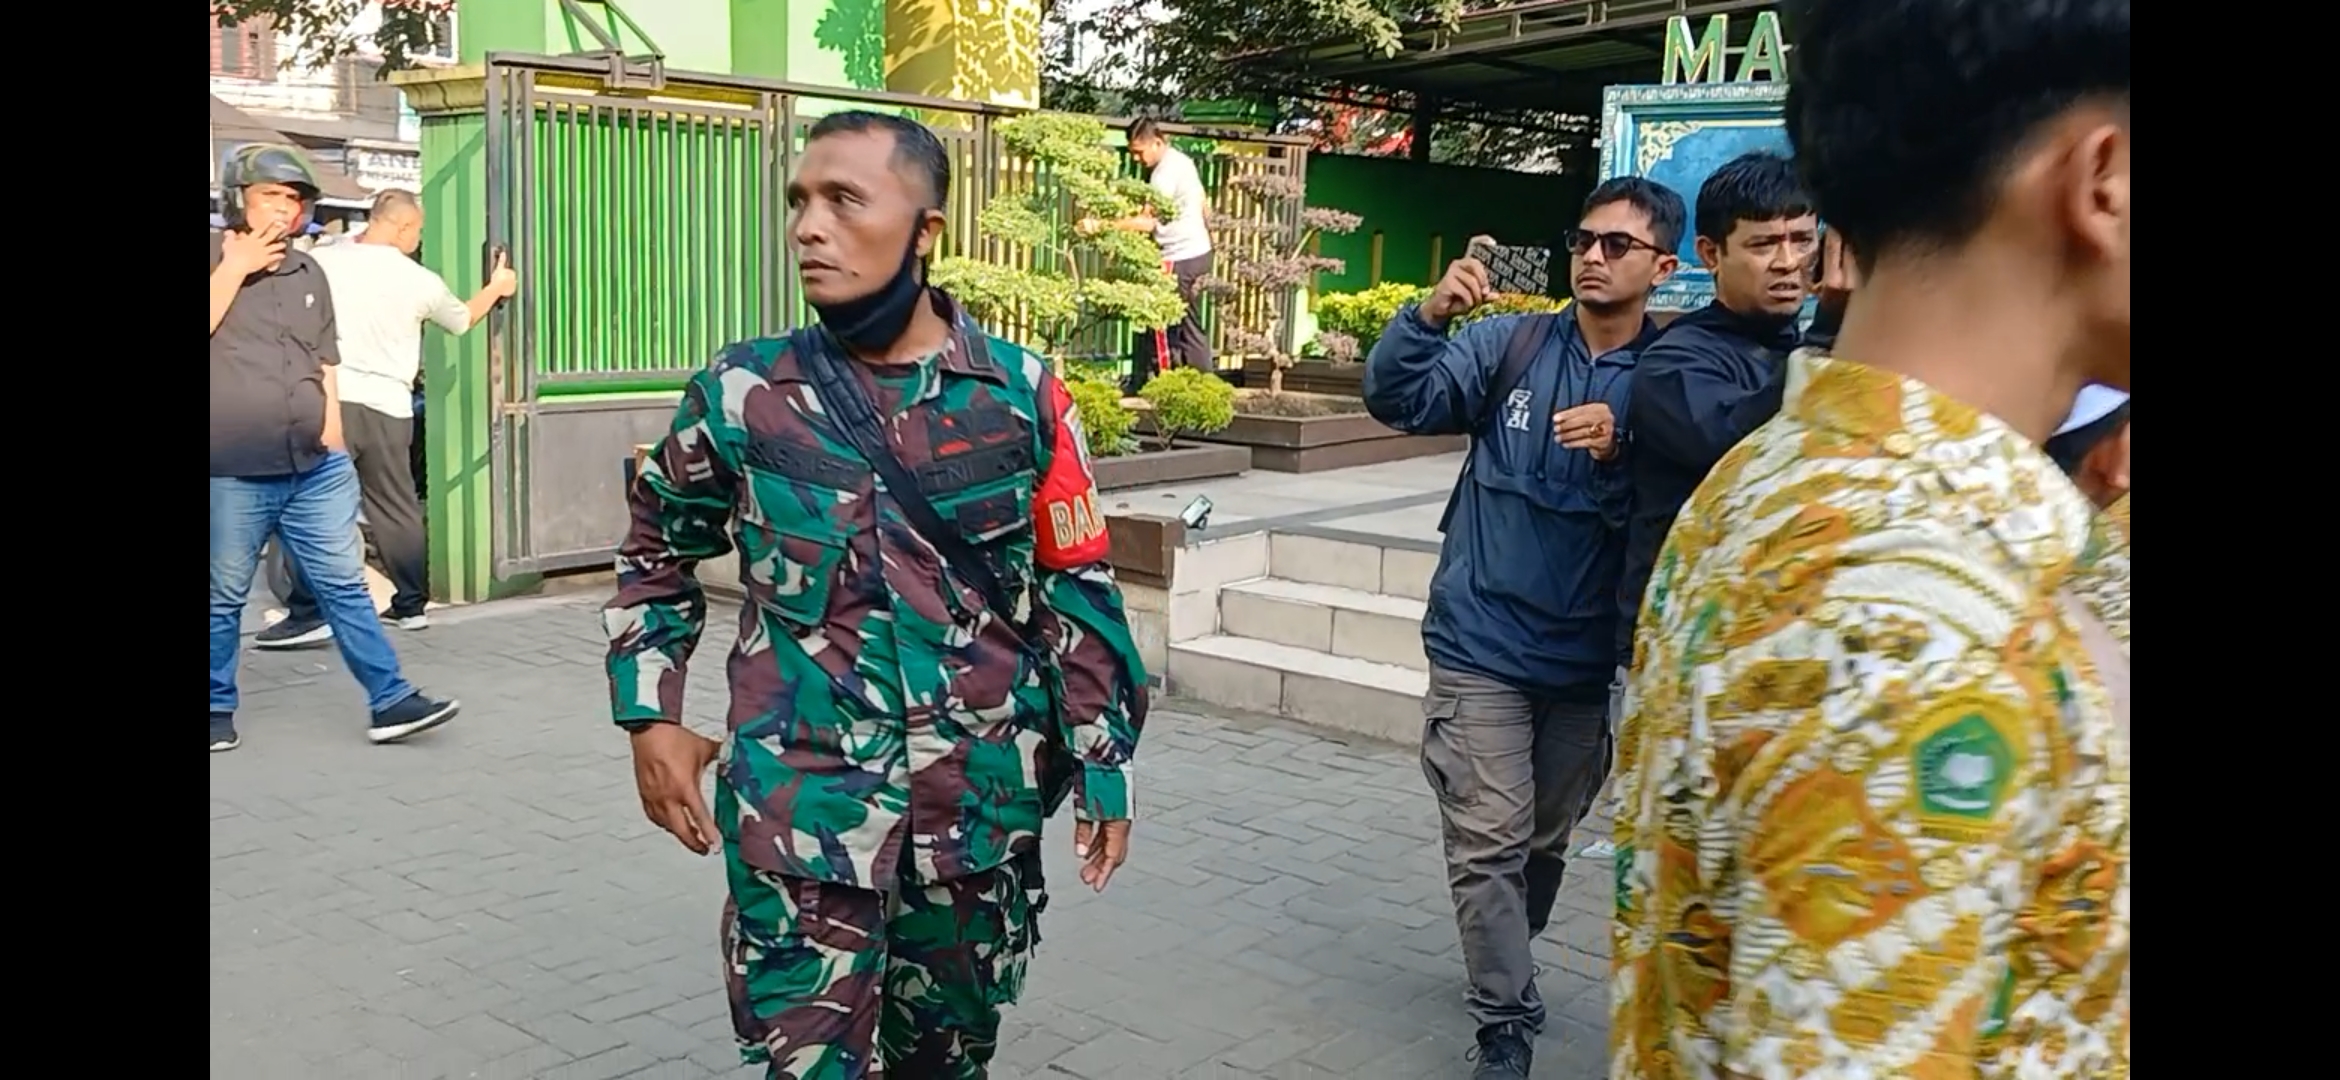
1167, 634, 1426, 747
1266, 531, 1437, 602
1219, 577, 1428, 672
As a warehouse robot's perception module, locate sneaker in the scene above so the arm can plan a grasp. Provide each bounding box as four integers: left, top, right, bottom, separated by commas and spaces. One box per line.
369, 693, 460, 744
382, 608, 429, 631
209, 713, 241, 753
254, 615, 334, 650
1466, 1021, 1534, 1079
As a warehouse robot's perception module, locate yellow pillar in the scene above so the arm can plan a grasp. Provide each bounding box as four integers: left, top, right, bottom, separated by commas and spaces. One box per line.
882, 0, 1040, 107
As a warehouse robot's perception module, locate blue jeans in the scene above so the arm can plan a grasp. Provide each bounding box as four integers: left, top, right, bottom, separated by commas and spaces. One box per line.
210, 452, 416, 716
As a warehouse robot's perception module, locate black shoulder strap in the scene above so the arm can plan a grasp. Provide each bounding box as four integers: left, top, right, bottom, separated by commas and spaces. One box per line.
791, 327, 1022, 631
1439, 313, 1559, 535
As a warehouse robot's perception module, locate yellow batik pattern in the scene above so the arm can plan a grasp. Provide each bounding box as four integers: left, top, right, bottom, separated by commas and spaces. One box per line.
1610, 351, 2130, 1080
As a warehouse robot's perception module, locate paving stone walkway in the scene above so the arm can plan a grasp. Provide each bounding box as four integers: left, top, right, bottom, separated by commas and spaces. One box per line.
210, 593, 1616, 1079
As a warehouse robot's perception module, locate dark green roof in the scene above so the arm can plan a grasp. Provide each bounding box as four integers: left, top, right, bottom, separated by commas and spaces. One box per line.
1228, 0, 1776, 119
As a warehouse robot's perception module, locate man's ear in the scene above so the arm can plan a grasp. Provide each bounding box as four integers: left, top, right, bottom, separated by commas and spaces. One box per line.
1652, 254, 1680, 288
2062, 117, 2129, 266
914, 208, 946, 260
1693, 236, 1722, 270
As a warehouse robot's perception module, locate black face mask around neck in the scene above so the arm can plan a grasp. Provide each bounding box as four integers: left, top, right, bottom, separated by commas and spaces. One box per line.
810, 216, 931, 355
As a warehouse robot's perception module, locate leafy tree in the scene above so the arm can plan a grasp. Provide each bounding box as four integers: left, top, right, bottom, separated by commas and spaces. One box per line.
927, 113, 1187, 378
213, 0, 454, 77
1040, 0, 1587, 173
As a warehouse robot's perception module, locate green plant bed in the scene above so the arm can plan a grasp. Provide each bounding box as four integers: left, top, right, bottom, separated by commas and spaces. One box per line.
1136, 390, 1462, 472
1091, 443, 1253, 491
1239, 356, 1366, 398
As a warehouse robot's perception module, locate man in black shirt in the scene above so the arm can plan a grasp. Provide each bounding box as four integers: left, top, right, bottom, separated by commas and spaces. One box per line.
1616, 153, 1818, 679
208, 143, 459, 753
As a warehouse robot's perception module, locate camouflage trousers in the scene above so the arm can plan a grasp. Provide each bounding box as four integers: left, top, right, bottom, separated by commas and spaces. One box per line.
722, 852, 1038, 1080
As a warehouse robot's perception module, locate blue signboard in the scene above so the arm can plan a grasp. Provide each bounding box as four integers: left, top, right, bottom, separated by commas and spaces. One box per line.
1598, 82, 1792, 313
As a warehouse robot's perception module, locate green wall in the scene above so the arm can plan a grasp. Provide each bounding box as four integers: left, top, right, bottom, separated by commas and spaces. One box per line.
1307, 155, 1588, 297
460, 0, 735, 72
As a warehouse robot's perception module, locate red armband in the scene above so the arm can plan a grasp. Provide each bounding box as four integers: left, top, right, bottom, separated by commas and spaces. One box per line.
1035, 374, 1110, 571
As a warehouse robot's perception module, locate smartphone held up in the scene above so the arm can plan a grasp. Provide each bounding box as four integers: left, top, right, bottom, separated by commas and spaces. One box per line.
1466, 237, 1552, 298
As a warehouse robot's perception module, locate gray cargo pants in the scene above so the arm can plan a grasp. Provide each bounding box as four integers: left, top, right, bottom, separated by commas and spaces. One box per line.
1419, 663, 1615, 1031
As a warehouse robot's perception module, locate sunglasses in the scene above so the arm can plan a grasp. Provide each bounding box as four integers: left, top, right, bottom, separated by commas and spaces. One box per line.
1564, 228, 1667, 260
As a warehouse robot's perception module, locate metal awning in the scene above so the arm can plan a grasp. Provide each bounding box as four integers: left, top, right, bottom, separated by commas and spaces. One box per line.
1228, 0, 1774, 119
209, 95, 370, 202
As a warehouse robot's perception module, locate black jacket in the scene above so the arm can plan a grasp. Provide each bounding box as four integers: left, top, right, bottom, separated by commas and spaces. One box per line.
1615, 302, 1803, 664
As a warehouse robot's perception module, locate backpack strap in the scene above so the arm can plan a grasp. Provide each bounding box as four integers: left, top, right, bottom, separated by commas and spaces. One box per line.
1437, 313, 1560, 535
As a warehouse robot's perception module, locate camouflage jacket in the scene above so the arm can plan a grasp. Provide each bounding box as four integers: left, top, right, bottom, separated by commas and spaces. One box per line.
602, 305, 1149, 890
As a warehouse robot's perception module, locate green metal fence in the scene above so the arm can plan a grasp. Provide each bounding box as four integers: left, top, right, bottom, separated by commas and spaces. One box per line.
485, 54, 1310, 398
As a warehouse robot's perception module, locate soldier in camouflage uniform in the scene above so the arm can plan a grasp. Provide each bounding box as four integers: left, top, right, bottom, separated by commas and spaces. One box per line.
602, 110, 1150, 1079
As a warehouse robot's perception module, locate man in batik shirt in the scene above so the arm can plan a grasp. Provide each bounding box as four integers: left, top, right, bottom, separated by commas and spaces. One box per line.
1610, 0, 2130, 1076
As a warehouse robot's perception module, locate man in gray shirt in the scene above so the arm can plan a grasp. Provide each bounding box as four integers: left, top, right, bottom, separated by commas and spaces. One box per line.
209, 143, 460, 753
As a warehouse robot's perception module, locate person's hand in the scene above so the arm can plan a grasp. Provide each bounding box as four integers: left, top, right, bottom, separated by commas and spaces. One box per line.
1073, 818, 1131, 893
1130, 213, 1159, 233
1421, 237, 1493, 327
1554, 402, 1617, 459
1077, 216, 1102, 237
487, 251, 518, 298
219, 222, 288, 277
1812, 229, 1857, 299
630, 722, 722, 855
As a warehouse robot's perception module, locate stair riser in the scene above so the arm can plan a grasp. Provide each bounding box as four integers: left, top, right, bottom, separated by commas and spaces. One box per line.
1267, 533, 1438, 601
1166, 648, 1424, 746
1219, 591, 1427, 672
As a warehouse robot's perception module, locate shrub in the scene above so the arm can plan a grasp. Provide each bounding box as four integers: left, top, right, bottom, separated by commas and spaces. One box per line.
1138, 368, 1236, 450
1066, 377, 1138, 458
1314, 281, 1429, 354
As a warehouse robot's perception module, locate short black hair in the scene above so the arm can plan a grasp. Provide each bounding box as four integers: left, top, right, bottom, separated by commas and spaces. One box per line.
1783, 0, 2130, 267
2043, 400, 2130, 475
1583, 176, 1686, 254
806, 109, 951, 208
1129, 117, 1165, 144
1694, 151, 1812, 245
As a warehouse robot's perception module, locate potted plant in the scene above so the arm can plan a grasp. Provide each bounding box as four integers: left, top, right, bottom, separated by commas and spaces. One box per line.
1071, 367, 1252, 490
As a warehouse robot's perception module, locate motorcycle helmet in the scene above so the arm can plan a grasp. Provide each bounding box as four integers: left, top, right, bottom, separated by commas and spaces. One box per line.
219, 143, 323, 232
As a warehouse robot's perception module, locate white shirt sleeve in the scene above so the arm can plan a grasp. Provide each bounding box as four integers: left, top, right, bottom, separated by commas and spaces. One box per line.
416, 263, 474, 335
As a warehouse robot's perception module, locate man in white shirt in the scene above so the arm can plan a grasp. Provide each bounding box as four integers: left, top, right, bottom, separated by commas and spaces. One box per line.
1119, 118, 1215, 387
255, 188, 517, 648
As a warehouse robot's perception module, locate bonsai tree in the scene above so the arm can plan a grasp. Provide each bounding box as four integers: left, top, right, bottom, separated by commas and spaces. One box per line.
930, 113, 1188, 377
1137, 367, 1237, 450
1199, 173, 1363, 394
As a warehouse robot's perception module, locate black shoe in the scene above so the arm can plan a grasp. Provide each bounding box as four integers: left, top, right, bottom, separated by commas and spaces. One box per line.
381, 607, 429, 631
1467, 1021, 1533, 1079
254, 615, 334, 650
209, 713, 241, 753
369, 693, 460, 745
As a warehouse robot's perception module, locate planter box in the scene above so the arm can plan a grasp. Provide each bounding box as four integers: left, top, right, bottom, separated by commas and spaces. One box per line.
1240, 357, 1365, 397
1200, 412, 1465, 473
1092, 443, 1252, 491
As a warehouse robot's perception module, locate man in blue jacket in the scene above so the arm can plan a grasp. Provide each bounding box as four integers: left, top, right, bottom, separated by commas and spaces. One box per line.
1364, 176, 1685, 1080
